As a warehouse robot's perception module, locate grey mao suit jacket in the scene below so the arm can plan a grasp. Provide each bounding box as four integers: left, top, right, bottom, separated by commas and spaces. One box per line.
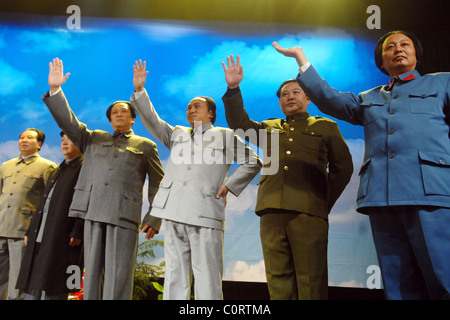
131, 90, 261, 230
42, 89, 164, 232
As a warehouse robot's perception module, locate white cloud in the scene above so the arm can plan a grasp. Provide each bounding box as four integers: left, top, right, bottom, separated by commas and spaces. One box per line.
0, 140, 19, 164
223, 260, 266, 282
161, 30, 373, 108
334, 280, 365, 288
134, 21, 209, 43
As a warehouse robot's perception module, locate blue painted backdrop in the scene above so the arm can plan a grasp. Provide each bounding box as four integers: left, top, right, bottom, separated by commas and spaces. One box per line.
0, 16, 389, 288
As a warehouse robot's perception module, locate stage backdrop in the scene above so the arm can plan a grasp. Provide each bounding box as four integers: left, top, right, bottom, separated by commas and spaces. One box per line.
0, 15, 389, 288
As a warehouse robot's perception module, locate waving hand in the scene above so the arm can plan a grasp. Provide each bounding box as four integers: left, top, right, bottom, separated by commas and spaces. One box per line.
222, 54, 243, 89
133, 59, 149, 92
48, 58, 70, 94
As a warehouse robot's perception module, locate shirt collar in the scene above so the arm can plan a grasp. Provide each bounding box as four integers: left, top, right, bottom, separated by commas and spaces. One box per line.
113, 129, 134, 138
62, 155, 84, 168
387, 70, 420, 90
17, 153, 39, 164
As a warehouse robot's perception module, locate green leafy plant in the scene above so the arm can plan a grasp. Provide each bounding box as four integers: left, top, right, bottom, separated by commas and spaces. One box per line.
133, 239, 165, 300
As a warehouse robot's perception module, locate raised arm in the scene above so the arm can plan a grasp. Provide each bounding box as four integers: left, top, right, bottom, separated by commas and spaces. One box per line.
272, 41, 310, 69
43, 58, 92, 152
273, 42, 363, 125
221, 55, 265, 139
130, 60, 174, 148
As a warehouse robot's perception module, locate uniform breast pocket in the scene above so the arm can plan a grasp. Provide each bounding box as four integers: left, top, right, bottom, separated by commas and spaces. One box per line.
361, 101, 385, 125
125, 146, 144, 161
94, 142, 114, 157
299, 131, 323, 152
409, 91, 441, 115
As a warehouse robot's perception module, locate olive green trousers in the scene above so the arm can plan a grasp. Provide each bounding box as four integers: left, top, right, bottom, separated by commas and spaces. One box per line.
260, 211, 328, 300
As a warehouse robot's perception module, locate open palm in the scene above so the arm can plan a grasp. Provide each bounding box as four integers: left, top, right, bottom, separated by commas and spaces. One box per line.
133, 59, 149, 92
222, 54, 243, 89
48, 57, 70, 92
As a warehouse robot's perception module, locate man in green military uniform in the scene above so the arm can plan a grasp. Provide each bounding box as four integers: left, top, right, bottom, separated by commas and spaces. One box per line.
221, 55, 353, 300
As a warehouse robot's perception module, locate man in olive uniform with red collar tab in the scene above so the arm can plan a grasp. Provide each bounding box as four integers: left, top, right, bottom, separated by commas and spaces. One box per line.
222, 55, 353, 300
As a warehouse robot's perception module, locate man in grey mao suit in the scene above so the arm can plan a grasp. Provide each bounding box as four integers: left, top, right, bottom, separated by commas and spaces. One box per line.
42, 58, 164, 300
131, 60, 261, 300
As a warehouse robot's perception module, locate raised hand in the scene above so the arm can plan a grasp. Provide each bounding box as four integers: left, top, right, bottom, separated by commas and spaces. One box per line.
272, 41, 309, 67
133, 59, 148, 92
222, 54, 243, 89
48, 58, 70, 93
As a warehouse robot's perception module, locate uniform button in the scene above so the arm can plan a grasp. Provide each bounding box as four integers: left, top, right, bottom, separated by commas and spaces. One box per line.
284, 166, 289, 171
288, 138, 293, 142
389, 110, 396, 114
389, 153, 395, 159
290, 127, 294, 131
439, 159, 446, 165
388, 129, 395, 134
286, 150, 291, 155
393, 95, 399, 99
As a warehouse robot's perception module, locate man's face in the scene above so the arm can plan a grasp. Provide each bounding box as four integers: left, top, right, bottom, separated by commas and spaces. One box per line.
109, 103, 135, 132
381, 33, 417, 77
61, 134, 81, 161
18, 130, 41, 157
278, 82, 310, 116
186, 97, 213, 127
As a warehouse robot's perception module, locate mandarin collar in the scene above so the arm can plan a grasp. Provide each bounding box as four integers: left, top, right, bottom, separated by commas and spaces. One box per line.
286, 112, 310, 123
112, 129, 134, 138
192, 122, 213, 135
387, 70, 421, 90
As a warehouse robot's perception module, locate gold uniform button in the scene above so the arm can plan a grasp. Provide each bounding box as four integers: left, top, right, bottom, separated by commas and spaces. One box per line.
290, 127, 294, 131
284, 166, 289, 170
286, 150, 291, 155
288, 138, 293, 142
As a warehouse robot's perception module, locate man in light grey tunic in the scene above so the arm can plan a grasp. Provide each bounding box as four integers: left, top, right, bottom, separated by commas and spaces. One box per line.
132, 60, 261, 300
